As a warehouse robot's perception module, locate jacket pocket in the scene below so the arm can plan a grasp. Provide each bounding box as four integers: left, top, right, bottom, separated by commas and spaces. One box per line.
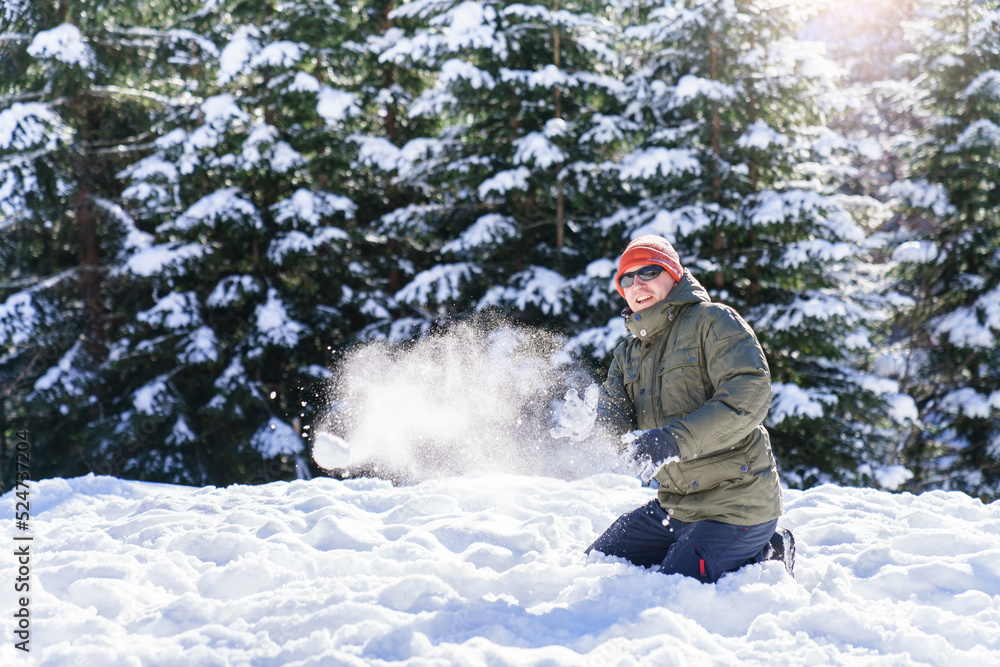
623, 360, 640, 403
664, 445, 752, 495
657, 346, 707, 416
658, 346, 699, 373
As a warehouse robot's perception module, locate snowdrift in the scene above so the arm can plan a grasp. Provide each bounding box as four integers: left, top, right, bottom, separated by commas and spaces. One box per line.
2, 474, 999, 665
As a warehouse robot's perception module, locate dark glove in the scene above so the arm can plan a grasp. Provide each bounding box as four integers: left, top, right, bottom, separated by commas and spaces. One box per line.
632, 428, 680, 468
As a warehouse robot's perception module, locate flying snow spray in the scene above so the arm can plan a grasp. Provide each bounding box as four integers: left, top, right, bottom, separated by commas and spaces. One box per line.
312, 318, 622, 482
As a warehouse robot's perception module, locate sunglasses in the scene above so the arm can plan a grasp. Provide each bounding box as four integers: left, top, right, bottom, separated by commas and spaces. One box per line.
618, 264, 664, 289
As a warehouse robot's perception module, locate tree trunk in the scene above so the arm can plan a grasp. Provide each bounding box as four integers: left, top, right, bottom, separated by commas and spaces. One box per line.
553, 0, 564, 249
381, 2, 398, 145
747, 37, 760, 307
710, 32, 724, 290
72, 92, 107, 364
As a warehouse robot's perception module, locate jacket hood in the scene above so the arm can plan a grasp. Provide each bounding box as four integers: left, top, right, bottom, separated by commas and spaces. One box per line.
621, 270, 710, 318
622, 270, 711, 339
664, 270, 711, 307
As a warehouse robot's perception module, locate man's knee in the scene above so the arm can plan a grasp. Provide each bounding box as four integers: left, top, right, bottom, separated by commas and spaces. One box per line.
658, 519, 777, 583
586, 500, 674, 568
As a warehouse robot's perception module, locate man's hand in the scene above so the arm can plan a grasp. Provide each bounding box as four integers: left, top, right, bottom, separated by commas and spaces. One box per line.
627, 428, 681, 483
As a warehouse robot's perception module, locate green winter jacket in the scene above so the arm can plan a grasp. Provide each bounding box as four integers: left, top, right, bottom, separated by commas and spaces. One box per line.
598, 271, 783, 526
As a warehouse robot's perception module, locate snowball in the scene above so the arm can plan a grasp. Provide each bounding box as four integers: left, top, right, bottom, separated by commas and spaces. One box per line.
312, 432, 353, 469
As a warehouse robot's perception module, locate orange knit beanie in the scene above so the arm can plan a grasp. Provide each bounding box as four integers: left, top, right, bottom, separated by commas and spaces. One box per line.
614, 235, 683, 298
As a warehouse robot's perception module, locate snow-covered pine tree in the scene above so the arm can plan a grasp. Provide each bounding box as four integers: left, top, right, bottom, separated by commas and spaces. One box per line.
0, 0, 217, 483
335, 0, 446, 343
801, 0, 921, 86
604, 0, 910, 488
884, 0, 1000, 498
106, 0, 373, 484
365, 0, 628, 346
800, 0, 921, 199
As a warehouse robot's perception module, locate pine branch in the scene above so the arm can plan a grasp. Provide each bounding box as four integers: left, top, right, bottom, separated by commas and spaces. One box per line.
0, 267, 82, 297
0, 346, 45, 399
0, 90, 47, 106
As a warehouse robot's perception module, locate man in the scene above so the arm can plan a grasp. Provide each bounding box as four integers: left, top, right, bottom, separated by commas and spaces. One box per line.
587, 235, 794, 582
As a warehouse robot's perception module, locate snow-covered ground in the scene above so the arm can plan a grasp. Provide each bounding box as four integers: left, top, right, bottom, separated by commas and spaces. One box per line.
3, 473, 999, 666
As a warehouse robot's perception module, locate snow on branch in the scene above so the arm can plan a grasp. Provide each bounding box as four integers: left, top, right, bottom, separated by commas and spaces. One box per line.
934, 287, 1000, 350
179, 326, 219, 365
214, 356, 249, 393
939, 388, 996, 419
207, 275, 261, 308
0, 102, 68, 152
158, 95, 250, 174
238, 125, 304, 173
737, 121, 789, 150
429, 1, 503, 53
891, 240, 939, 264
133, 374, 176, 416
441, 214, 518, 253
250, 41, 307, 70
118, 155, 181, 210
625, 3, 705, 42
885, 179, 955, 217
27, 24, 96, 72
618, 147, 700, 181
0, 291, 39, 346
769, 382, 838, 423
598, 205, 639, 232
0, 268, 89, 346
439, 58, 496, 90
91, 197, 155, 259
165, 27, 220, 59
500, 65, 577, 90
479, 167, 531, 197
630, 205, 716, 239
779, 239, 855, 269
376, 203, 438, 238
0, 161, 41, 222
287, 71, 320, 93
960, 70, 1000, 101
201, 93, 250, 127
752, 291, 879, 334
745, 190, 865, 243
138, 291, 202, 330
512, 131, 566, 169
478, 266, 567, 316
160, 187, 262, 233
166, 416, 197, 445
563, 258, 617, 309
408, 86, 459, 117
268, 228, 349, 265
271, 188, 356, 228
317, 87, 361, 123
947, 119, 1000, 152
122, 242, 208, 277
30, 340, 94, 399
565, 317, 627, 358
384, 1, 507, 63
669, 74, 736, 108
217, 26, 259, 84
352, 135, 445, 179
252, 417, 303, 456
581, 114, 637, 144
396, 263, 481, 306
574, 72, 627, 94
254, 288, 306, 348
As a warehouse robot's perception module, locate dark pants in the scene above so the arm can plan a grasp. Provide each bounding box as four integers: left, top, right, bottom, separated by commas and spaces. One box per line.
586, 499, 778, 583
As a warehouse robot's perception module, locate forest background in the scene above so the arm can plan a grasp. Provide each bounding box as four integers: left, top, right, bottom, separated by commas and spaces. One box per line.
1, 0, 998, 499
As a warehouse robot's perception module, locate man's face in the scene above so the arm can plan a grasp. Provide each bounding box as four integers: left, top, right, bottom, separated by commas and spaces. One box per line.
623, 266, 677, 312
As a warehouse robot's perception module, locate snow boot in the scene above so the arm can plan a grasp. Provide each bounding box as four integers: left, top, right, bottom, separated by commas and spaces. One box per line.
755, 528, 795, 577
